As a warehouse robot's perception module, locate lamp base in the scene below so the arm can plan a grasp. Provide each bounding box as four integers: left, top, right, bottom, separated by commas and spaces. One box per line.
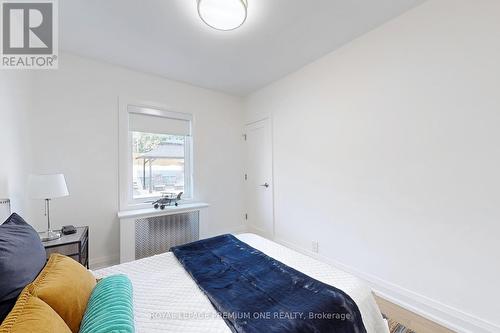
39, 230, 61, 242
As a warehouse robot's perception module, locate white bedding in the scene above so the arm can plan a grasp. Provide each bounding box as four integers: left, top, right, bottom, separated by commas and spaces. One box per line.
94, 233, 389, 333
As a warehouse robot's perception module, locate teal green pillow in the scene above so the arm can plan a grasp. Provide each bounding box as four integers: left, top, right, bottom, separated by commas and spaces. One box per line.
79, 275, 134, 333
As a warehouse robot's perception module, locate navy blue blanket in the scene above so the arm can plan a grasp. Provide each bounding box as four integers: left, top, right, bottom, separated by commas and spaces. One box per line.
171, 234, 366, 333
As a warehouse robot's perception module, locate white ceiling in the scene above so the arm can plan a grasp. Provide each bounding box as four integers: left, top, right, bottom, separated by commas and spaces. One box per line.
60, 0, 425, 96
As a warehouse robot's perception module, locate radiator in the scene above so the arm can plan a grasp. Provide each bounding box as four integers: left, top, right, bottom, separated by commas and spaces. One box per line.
119, 203, 208, 264
134, 211, 199, 260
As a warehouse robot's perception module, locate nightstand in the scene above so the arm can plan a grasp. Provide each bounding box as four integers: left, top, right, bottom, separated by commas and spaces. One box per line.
41, 226, 89, 268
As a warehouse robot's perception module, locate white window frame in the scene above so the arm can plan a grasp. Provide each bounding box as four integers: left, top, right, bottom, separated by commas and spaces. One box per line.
119, 98, 194, 211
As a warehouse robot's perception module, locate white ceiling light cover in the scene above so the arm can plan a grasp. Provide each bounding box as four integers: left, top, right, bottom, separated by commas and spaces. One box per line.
197, 0, 248, 31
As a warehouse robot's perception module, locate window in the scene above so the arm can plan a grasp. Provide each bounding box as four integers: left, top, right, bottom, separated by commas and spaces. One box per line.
119, 101, 193, 210
132, 132, 186, 200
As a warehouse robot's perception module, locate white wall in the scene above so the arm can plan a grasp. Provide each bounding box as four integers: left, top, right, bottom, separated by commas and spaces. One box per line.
244, 0, 500, 331
26, 53, 245, 268
0, 72, 33, 216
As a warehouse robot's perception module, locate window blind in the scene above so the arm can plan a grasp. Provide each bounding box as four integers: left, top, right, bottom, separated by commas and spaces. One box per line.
129, 108, 190, 136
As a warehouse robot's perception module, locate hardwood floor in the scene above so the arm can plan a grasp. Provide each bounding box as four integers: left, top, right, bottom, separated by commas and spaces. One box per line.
374, 294, 455, 333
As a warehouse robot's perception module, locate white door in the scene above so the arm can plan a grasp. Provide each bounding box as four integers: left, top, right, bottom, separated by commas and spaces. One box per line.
245, 118, 274, 239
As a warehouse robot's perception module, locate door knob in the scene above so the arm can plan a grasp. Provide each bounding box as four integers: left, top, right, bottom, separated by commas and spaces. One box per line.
260, 183, 270, 188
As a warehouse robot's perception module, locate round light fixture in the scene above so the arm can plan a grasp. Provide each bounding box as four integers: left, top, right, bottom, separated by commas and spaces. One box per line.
197, 0, 248, 31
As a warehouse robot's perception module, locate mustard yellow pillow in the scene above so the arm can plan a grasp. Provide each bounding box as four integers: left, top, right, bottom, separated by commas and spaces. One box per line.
0, 288, 71, 333
27, 254, 96, 333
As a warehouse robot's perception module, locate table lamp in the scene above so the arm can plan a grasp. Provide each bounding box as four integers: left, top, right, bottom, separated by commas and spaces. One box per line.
28, 174, 69, 241
0, 198, 11, 222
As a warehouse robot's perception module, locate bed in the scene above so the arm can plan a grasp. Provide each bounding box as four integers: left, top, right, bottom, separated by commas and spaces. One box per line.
94, 233, 389, 333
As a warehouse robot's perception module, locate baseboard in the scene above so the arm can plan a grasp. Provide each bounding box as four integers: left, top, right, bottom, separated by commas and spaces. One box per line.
201, 225, 247, 238
89, 254, 119, 270
228, 225, 247, 234
273, 237, 499, 333
245, 225, 261, 235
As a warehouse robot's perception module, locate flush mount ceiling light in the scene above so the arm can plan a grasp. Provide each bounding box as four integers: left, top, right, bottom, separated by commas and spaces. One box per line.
197, 0, 248, 31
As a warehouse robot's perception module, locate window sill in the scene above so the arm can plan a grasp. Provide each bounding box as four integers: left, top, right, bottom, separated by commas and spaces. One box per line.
117, 202, 209, 220
124, 197, 194, 210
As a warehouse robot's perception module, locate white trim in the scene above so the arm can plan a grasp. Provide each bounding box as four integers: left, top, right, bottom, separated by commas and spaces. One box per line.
118, 202, 209, 219
119, 97, 194, 211
204, 225, 247, 239
228, 225, 247, 235
273, 237, 500, 333
89, 254, 119, 270
269, 116, 276, 240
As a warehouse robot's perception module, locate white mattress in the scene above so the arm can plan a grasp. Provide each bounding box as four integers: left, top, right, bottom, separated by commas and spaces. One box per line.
94, 233, 389, 333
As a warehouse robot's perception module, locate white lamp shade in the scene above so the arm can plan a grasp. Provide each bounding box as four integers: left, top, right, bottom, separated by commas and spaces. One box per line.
28, 174, 69, 199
